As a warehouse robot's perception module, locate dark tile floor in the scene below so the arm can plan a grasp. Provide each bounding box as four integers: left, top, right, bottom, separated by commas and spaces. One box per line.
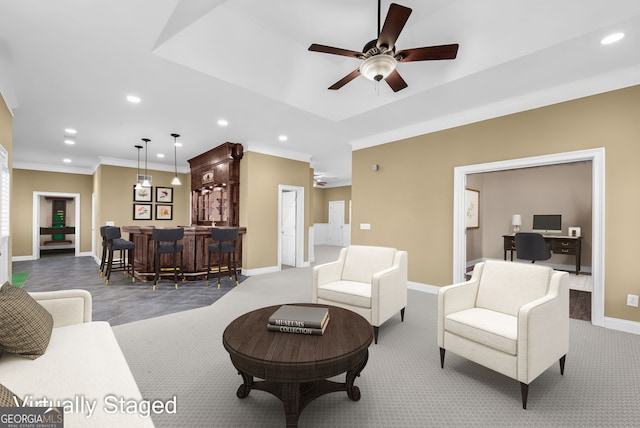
13, 252, 240, 325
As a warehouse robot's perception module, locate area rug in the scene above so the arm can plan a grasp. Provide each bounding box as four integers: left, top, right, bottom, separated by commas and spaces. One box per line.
11, 272, 29, 288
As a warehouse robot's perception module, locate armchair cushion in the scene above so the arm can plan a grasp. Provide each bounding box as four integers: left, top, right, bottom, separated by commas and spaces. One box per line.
341, 245, 397, 283
445, 308, 517, 355
475, 259, 552, 316
316, 280, 372, 308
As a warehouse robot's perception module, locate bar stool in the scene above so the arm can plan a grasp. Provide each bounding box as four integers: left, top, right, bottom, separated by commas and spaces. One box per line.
99, 226, 108, 276
104, 226, 135, 285
206, 227, 239, 288
152, 227, 185, 291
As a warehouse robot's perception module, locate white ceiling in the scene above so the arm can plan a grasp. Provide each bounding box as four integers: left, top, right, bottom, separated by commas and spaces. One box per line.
1, 0, 639, 186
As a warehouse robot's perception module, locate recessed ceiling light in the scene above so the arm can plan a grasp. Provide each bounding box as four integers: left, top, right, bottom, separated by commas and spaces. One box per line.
64, 128, 77, 134
157, 153, 165, 158
278, 135, 288, 142
601, 32, 624, 45
217, 119, 228, 127
63, 158, 72, 163
64, 139, 75, 145
174, 142, 183, 147
126, 95, 141, 104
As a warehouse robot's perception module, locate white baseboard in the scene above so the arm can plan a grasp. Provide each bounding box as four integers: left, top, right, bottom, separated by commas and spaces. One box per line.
408, 281, 439, 294
12, 255, 36, 262
242, 265, 280, 276
604, 317, 640, 336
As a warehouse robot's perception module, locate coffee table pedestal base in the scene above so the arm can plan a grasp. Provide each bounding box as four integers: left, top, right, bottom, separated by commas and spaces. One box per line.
234, 350, 368, 428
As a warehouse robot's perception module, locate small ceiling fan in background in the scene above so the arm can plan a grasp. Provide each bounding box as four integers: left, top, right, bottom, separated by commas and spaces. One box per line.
308, 1, 459, 92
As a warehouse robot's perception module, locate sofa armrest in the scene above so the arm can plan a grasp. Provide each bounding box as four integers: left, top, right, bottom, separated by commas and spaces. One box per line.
29, 289, 92, 327
517, 271, 569, 383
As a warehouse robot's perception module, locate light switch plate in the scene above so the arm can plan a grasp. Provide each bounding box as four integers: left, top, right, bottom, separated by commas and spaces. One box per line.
360, 223, 371, 230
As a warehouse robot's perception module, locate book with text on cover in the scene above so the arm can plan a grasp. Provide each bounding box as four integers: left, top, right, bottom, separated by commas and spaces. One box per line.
267, 315, 329, 335
268, 305, 329, 329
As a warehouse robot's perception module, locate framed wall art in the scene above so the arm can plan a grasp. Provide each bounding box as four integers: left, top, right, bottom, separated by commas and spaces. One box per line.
156, 186, 173, 203
465, 188, 480, 229
133, 185, 152, 202
133, 203, 152, 220
155, 204, 173, 220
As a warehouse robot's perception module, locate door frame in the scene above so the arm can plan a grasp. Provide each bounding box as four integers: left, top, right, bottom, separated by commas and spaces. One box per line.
32, 191, 81, 259
278, 184, 304, 268
453, 148, 605, 327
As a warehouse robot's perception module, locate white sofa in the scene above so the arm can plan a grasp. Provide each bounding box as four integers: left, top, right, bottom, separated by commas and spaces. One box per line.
0, 289, 155, 427
312, 245, 408, 343
438, 260, 569, 408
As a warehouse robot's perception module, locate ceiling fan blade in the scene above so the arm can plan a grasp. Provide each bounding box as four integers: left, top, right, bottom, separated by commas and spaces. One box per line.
377, 3, 412, 51
396, 44, 459, 62
309, 43, 363, 59
328, 69, 361, 90
385, 69, 408, 92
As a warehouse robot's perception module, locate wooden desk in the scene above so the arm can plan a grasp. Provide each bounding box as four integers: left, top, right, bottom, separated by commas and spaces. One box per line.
223, 304, 373, 427
503, 234, 583, 275
121, 225, 245, 281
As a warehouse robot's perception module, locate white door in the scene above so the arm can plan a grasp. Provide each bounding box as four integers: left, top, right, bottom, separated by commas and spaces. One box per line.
0, 146, 9, 283
281, 190, 296, 266
328, 200, 344, 246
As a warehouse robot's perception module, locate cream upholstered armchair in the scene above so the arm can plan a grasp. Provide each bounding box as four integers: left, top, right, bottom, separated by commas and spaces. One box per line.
312, 245, 408, 344
438, 260, 569, 409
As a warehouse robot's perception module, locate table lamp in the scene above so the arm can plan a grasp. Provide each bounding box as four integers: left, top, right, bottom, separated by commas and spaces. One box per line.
512, 214, 522, 233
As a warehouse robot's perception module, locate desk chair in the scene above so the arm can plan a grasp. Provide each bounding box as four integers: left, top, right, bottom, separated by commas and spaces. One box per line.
104, 226, 135, 285
152, 227, 185, 290
206, 228, 239, 288
515, 232, 551, 263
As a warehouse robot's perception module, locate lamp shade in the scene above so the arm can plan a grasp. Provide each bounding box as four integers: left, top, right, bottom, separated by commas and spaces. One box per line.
512, 214, 522, 226
359, 54, 397, 82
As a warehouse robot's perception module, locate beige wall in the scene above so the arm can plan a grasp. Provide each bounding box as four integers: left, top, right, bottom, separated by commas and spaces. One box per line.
11, 166, 190, 259
1, 93, 12, 275
352, 84, 640, 321
93, 165, 190, 257
466, 162, 592, 267
12, 169, 93, 256
312, 186, 352, 224
240, 151, 312, 269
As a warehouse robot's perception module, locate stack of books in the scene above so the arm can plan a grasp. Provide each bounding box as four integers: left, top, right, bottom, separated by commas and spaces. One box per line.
267, 305, 330, 336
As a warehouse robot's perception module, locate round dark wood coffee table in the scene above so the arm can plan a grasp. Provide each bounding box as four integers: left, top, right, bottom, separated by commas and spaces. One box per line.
223, 303, 373, 427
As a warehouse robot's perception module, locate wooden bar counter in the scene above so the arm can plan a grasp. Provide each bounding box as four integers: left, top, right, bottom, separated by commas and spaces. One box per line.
121, 226, 245, 282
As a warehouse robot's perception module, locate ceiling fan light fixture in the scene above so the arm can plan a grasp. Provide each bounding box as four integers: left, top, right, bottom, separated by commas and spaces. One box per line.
359, 54, 397, 82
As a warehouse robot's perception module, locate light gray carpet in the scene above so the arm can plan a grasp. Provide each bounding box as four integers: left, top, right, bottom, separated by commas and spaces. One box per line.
114, 247, 640, 427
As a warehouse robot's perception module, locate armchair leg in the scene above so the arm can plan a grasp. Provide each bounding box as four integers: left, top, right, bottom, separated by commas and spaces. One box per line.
559, 354, 566, 375
400, 307, 405, 322
439, 347, 445, 368
520, 382, 529, 409
373, 326, 379, 344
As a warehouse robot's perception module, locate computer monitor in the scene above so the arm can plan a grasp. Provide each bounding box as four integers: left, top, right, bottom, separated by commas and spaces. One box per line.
532, 214, 562, 234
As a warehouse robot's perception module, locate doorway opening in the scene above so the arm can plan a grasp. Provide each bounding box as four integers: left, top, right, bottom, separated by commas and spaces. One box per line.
32, 192, 81, 259
278, 185, 304, 269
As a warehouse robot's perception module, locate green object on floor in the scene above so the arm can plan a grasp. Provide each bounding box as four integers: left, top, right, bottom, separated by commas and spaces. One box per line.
11, 272, 29, 288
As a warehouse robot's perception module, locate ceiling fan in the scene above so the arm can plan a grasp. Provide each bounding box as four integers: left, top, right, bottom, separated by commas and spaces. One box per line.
308, 1, 459, 92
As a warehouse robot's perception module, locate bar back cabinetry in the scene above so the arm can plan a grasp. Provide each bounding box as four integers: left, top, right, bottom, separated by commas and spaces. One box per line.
188, 142, 243, 227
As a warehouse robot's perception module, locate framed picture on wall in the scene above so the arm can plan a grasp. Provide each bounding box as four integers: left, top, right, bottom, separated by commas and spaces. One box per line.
465, 188, 480, 229
156, 204, 173, 220
133, 185, 152, 202
133, 204, 152, 220
156, 187, 173, 203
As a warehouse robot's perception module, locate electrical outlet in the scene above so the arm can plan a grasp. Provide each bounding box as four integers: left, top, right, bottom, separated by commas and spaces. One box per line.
627, 294, 639, 307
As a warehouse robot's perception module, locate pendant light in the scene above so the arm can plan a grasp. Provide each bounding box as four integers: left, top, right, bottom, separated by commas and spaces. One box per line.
141, 138, 151, 187
170, 133, 181, 186
134, 144, 143, 190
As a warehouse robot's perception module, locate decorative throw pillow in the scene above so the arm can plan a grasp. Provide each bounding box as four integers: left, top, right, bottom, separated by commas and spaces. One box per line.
0, 282, 53, 359
0, 383, 22, 407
